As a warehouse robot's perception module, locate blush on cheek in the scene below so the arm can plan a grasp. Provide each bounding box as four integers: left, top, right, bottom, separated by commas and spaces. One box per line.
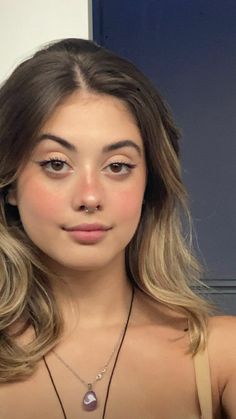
115, 189, 144, 219
18, 182, 64, 221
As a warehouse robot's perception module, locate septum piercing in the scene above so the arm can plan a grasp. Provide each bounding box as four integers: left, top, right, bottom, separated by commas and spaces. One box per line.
84, 206, 99, 213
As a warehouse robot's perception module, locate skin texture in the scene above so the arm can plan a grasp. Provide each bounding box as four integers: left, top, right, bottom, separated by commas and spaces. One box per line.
9, 91, 146, 273
3, 90, 236, 419
8, 90, 147, 329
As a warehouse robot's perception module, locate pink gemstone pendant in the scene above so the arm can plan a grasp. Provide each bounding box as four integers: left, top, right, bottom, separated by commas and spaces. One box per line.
82, 390, 97, 411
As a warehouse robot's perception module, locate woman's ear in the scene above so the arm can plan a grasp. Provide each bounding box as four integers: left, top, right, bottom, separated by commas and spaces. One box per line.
6, 187, 17, 206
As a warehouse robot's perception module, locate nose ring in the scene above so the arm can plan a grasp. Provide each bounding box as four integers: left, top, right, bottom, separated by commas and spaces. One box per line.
84, 206, 99, 214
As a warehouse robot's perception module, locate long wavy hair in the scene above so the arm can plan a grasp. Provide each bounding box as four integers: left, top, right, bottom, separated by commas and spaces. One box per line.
0, 38, 212, 382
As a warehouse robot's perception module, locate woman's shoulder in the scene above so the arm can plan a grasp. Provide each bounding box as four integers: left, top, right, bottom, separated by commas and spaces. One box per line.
207, 315, 236, 417
207, 314, 236, 346
207, 315, 236, 377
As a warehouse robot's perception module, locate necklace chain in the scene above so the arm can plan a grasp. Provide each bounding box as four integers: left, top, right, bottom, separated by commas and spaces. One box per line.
43, 286, 135, 418
52, 320, 127, 388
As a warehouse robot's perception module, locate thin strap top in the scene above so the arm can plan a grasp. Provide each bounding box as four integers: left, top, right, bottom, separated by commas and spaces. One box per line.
193, 346, 213, 419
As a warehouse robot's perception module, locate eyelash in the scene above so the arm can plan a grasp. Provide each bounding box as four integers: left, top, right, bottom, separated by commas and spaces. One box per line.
38, 158, 136, 175
38, 157, 70, 173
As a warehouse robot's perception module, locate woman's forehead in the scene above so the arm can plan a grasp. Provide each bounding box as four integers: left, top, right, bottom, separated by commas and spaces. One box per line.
42, 90, 137, 127
37, 91, 144, 153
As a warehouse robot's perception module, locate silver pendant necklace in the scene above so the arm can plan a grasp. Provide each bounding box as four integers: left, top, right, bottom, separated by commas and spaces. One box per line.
43, 286, 135, 418
52, 315, 129, 412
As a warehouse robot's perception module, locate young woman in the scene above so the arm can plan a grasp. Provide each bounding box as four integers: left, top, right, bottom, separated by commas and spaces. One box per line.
0, 38, 235, 419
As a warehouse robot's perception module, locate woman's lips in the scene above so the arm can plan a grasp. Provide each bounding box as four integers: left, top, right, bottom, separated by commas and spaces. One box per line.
63, 224, 111, 244
67, 229, 108, 243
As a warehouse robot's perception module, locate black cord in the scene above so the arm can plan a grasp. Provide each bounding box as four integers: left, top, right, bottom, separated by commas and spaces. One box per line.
102, 286, 135, 419
43, 355, 67, 419
43, 286, 135, 419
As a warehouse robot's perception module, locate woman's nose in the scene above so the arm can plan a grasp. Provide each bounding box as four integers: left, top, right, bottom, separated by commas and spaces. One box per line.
71, 171, 104, 212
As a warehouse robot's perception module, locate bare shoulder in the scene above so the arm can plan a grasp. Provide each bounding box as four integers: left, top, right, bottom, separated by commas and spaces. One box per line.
207, 315, 236, 373
207, 315, 236, 351
207, 315, 236, 418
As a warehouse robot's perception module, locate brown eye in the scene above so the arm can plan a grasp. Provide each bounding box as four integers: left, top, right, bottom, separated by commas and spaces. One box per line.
110, 163, 123, 173
50, 161, 64, 171
106, 162, 136, 175
38, 158, 71, 174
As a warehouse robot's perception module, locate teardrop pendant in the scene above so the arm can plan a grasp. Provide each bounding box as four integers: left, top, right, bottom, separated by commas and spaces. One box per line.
82, 388, 97, 411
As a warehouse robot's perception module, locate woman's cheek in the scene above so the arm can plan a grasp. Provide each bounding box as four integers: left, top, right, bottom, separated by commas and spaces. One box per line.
18, 181, 65, 222
114, 188, 143, 220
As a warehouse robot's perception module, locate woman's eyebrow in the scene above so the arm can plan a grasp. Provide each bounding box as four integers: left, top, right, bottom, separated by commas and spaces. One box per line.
37, 133, 142, 156
37, 134, 76, 152
103, 140, 142, 155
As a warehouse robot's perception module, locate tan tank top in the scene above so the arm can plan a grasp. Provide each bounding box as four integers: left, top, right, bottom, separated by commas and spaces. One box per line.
193, 346, 213, 419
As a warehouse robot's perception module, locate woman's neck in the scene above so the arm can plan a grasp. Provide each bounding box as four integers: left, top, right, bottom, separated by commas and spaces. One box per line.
47, 254, 133, 334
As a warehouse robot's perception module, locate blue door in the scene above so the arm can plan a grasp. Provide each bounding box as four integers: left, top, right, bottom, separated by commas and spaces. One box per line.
92, 0, 236, 313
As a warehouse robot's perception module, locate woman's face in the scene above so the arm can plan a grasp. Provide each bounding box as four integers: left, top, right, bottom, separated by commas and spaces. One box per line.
9, 91, 146, 272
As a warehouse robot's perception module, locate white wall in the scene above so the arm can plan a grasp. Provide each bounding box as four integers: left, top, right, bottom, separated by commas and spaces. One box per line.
0, 0, 92, 83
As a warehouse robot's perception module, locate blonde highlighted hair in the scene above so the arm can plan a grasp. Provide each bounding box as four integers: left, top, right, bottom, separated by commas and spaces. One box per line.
0, 38, 212, 382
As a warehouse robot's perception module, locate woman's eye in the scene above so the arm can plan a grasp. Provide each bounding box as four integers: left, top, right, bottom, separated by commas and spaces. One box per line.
106, 162, 136, 175
38, 158, 71, 173
37, 159, 136, 176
